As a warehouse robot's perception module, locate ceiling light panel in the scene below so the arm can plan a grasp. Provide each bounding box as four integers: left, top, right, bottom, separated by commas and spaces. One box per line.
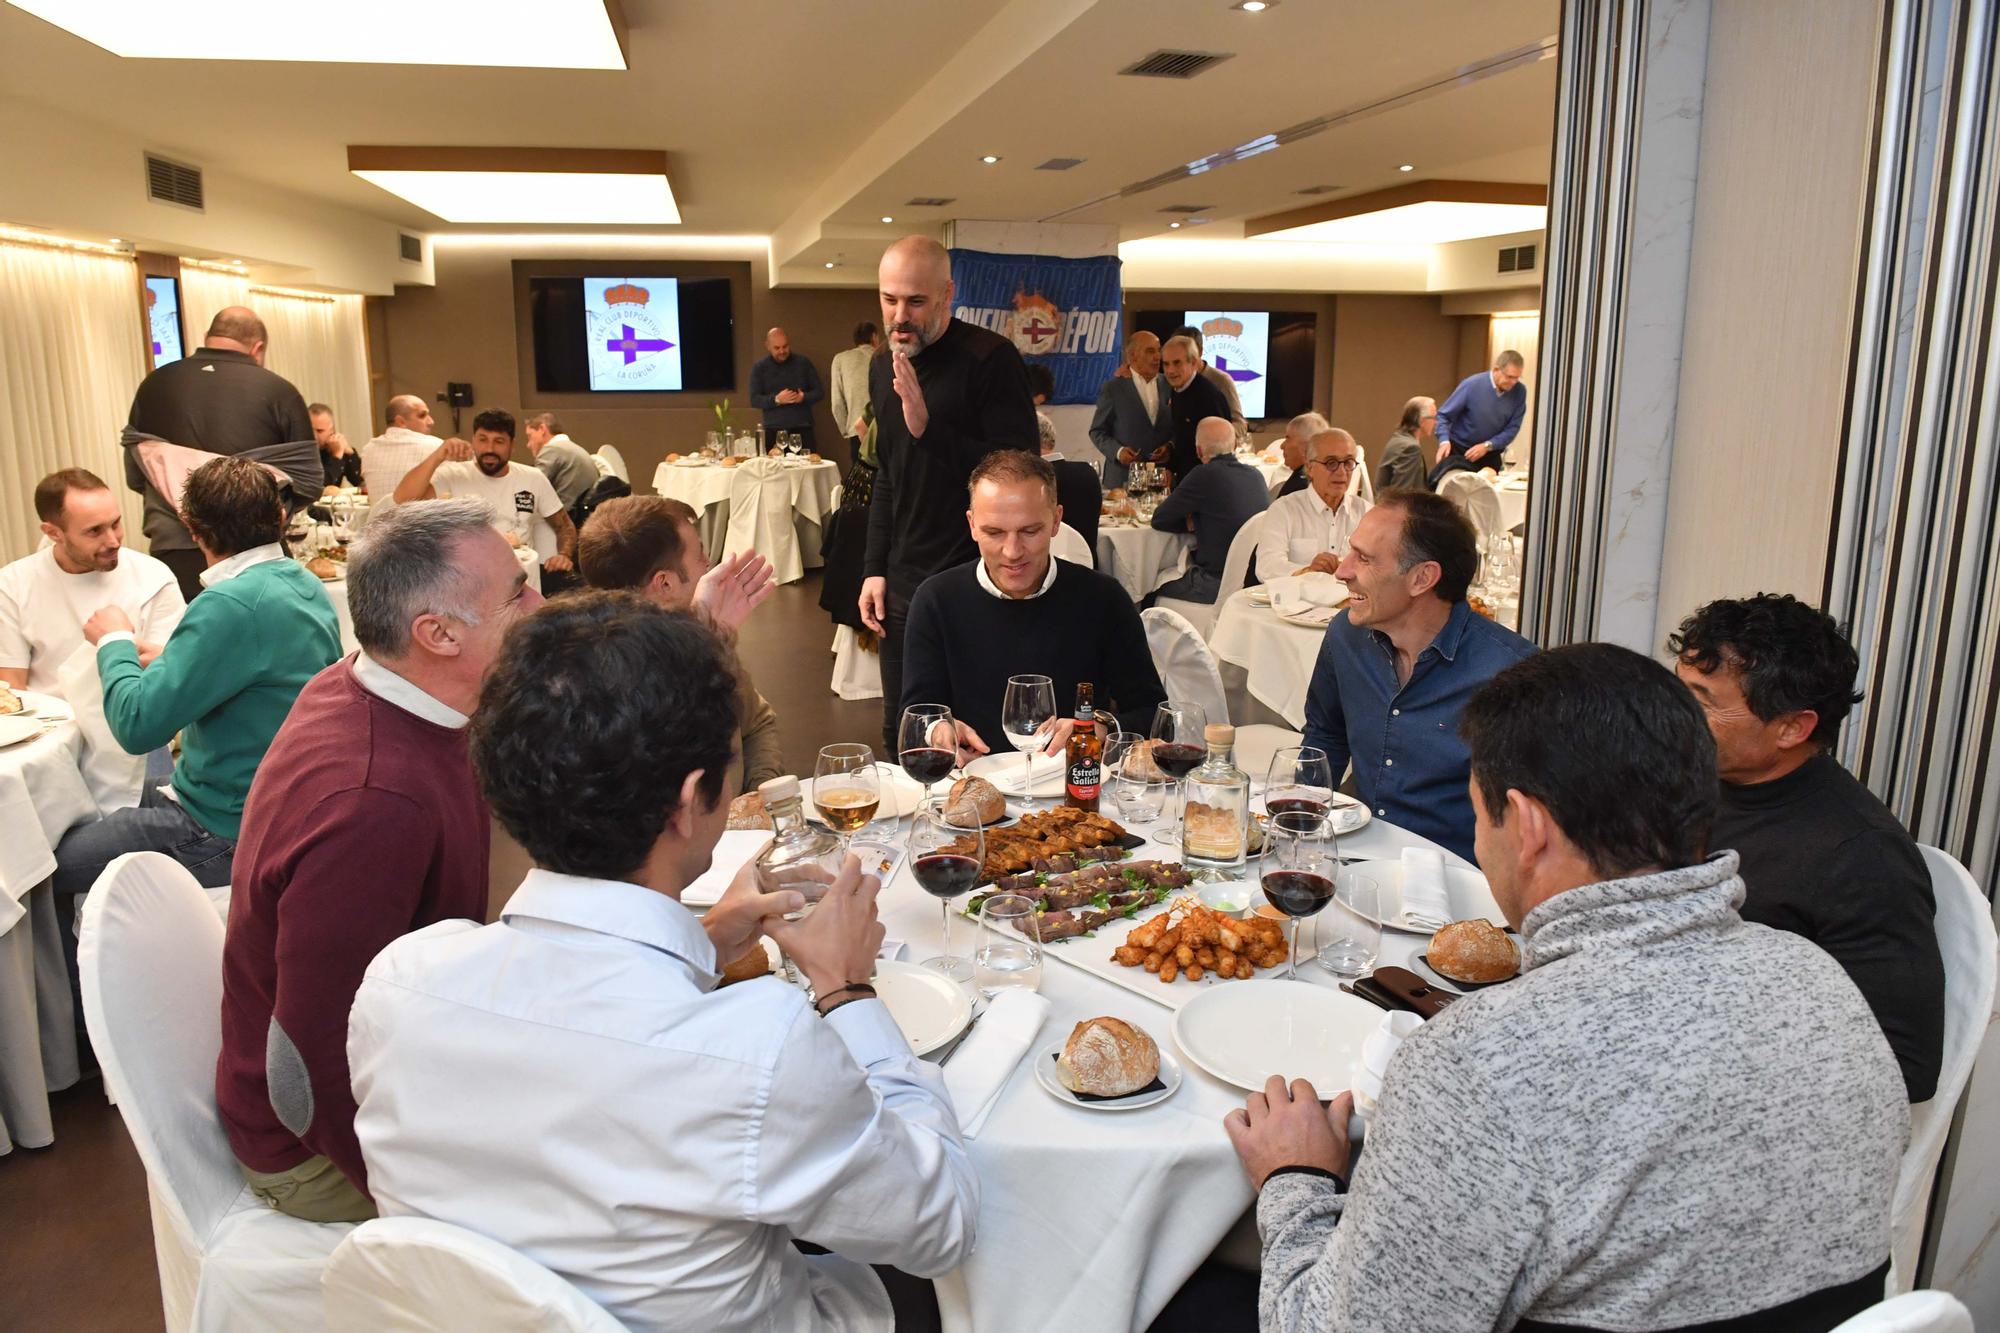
353, 170, 677, 224
1258, 202, 1546, 245
6, 0, 628, 67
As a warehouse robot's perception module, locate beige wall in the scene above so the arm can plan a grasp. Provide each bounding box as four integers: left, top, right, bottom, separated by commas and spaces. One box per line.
1652, 0, 1879, 642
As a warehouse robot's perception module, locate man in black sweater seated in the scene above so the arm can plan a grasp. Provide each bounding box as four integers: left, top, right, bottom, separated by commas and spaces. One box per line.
902, 451, 1165, 762
1671, 593, 1944, 1101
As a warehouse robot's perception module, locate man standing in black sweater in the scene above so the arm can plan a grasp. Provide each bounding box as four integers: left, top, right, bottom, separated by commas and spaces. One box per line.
861, 236, 1038, 750
1671, 593, 1944, 1101
1161, 335, 1232, 487
902, 451, 1164, 761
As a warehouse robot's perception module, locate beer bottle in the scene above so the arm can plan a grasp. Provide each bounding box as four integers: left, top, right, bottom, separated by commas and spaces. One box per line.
1064, 683, 1102, 811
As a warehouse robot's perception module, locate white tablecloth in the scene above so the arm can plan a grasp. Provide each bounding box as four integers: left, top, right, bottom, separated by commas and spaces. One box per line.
0, 713, 96, 1153
651, 459, 841, 564
1244, 455, 1290, 492
1496, 473, 1531, 533
1209, 589, 1330, 729
1094, 524, 1190, 602
868, 799, 1465, 1332
313, 547, 540, 655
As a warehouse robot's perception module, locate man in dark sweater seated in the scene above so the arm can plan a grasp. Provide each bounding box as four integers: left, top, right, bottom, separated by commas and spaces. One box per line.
216, 499, 544, 1222
902, 450, 1165, 761
1146, 416, 1269, 605
1671, 593, 1944, 1101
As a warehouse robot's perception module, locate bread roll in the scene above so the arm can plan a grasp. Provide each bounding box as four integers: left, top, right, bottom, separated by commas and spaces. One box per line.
0, 683, 21, 716
1120, 738, 1166, 782
946, 775, 1005, 826
1427, 919, 1519, 983
727, 791, 773, 831
305, 556, 341, 581
1056, 1017, 1159, 1097
718, 944, 772, 986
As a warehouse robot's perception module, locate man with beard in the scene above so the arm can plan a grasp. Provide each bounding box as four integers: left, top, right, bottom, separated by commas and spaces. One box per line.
859, 236, 1038, 751
394, 408, 578, 589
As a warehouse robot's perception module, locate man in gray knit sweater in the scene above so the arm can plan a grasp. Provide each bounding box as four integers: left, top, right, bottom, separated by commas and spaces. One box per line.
1228, 644, 1908, 1332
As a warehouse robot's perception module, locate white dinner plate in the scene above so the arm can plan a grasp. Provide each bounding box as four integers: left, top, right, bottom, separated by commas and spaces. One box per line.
1277, 604, 1341, 629
1341, 858, 1507, 933
1032, 1038, 1182, 1111
1253, 791, 1371, 836
13, 690, 73, 723
0, 715, 41, 748
804, 763, 926, 822
1172, 979, 1382, 1095
672, 456, 712, 467
871, 960, 973, 1057
963, 751, 1064, 800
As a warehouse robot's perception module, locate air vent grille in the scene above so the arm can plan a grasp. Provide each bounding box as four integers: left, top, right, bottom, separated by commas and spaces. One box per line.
1120, 49, 1234, 79
398, 233, 423, 263
905, 196, 955, 208
1294, 184, 1343, 195
145, 153, 204, 211
1498, 243, 1538, 274
1036, 157, 1085, 171
1159, 203, 1214, 214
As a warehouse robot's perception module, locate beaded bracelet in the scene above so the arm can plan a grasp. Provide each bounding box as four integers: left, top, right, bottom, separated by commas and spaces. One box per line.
814, 983, 878, 1016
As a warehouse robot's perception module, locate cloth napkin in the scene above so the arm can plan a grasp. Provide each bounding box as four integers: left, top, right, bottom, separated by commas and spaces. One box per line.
942, 989, 1050, 1138
987, 754, 1062, 796
681, 829, 775, 908
1398, 846, 1453, 928
1297, 572, 1349, 607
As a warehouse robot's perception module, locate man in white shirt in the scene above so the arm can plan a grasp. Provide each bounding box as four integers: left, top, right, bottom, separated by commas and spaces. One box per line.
829, 321, 880, 461
393, 408, 578, 581
360, 395, 450, 516
0, 468, 184, 696
349, 592, 977, 1331
1255, 427, 1371, 582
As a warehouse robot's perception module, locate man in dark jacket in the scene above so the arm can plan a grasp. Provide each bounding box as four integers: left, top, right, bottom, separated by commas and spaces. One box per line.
1038, 412, 1102, 550
126, 306, 316, 599
1161, 335, 1233, 487
1146, 417, 1269, 605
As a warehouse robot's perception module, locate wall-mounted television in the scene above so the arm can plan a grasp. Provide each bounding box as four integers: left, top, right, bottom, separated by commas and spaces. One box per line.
528, 275, 735, 393
144, 275, 186, 368
1132, 308, 1317, 422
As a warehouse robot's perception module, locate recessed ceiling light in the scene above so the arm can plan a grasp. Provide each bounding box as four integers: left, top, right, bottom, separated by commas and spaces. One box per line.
348, 147, 679, 224
107, 237, 124, 244
230, 259, 245, 266
5, 0, 629, 67
823, 261, 836, 269
880, 216, 894, 224
1398, 164, 1415, 172
1234, 0, 1274, 10
1169, 221, 1182, 229
980, 155, 1001, 165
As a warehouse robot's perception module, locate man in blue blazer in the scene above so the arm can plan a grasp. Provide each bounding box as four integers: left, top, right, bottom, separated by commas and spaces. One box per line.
1088, 330, 1172, 490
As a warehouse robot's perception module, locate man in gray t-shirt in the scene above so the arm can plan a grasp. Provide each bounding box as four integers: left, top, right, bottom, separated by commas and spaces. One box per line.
523, 413, 601, 509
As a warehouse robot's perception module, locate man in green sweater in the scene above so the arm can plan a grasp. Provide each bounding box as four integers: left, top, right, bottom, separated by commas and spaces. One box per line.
54, 456, 342, 905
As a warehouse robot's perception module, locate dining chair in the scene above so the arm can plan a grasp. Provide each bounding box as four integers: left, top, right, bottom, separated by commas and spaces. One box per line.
324, 1217, 629, 1332
1888, 846, 1998, 1291
1154, 517, 1264, 640
1829, 1289, 1974, 1332
1052, 522, 1095, 568
78, 852, 351, 1331
1139, 607, 1299, 773
592, 445, 629, 483
1437, 470, 1505, 549
722, 456, 804, 584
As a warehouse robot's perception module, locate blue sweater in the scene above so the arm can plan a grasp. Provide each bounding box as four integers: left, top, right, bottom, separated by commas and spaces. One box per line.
1436, 371, 1526, 456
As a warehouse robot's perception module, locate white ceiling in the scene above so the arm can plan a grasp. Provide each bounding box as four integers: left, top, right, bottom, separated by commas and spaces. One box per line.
0, 0, 1559, 280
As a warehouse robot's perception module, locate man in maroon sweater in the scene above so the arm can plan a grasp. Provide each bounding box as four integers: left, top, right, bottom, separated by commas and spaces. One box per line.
216, 498, 542, 1221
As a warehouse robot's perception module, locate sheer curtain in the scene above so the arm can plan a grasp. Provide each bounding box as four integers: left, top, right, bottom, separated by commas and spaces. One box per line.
183, 266, 371, 442
0, 239, 148, 562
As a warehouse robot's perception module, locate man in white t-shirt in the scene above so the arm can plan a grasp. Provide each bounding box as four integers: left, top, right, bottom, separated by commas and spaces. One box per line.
362, 395, 453, 518
394, 409, 578, 584
0, 469, 185, 697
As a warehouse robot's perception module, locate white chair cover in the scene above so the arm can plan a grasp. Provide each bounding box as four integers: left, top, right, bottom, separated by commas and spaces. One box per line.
77, 852, 350, 1331
830, 626, 882, 702
723, 457, 804, 585
1437, 470, 1505, 546
589, 454, 613, 479
592, 445, 628, 483
324, 1217, 629, 1333
1353, 444, 1374, 502
1052, 523, 1095, 568
1154, 516, 1264, 640
1889, 846, 1998, 1291
1830, 1290, 1975, 1332
1142, 608, 1231, 727
1231, 724, 1307, 783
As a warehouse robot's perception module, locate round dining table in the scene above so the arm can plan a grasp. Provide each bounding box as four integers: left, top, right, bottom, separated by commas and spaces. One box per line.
1496, 470, 1532, 533
1094, 521, 1189, 602
1208, 587, 1336, 729
651, 457, 840, 565
0, 698, 97, 1155
852, 787, 1475, 1333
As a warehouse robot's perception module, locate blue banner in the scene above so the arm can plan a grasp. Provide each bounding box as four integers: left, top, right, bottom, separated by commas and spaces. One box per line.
947, 248, 1123, 405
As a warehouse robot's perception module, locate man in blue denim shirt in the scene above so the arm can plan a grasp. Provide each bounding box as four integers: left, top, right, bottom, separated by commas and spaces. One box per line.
1303, 490, 1534, 861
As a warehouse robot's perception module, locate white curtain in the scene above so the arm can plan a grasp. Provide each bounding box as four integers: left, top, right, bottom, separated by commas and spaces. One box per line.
1489, 312, 1541, 471
0, 240, 148, 562
183, 267, 371, 444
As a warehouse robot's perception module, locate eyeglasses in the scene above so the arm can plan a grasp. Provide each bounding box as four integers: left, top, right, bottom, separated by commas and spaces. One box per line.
1312, 457, 1360, 474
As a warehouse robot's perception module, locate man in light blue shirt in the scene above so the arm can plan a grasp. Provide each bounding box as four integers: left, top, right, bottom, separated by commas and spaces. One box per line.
1431, 351, 1528, 481
1303, 490, 1535, 861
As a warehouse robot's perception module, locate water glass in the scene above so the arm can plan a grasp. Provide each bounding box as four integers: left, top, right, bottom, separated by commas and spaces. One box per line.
975, 893, 1043, 999
1316, 870, 1382, 978
1108, 759, 1172, 828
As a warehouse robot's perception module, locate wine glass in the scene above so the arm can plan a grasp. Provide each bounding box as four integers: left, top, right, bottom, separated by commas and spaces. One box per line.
1261, 809, 1338, 981
910, 796, 984, 982
1264, 747, 1335, 826
898, 704, 959, 798
813, 743, 881, 848
1001, 674, 1056, 796
974, 893, 1043, 998
1149, 700, 1208, 839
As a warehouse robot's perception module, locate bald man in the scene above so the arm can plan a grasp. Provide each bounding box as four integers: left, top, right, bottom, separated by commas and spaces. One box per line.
125, 305, 317, 600
362, 395, 452, 519
1145, 417, 1270, 605
860, 235, 1038, 749
747, 326, 824, 454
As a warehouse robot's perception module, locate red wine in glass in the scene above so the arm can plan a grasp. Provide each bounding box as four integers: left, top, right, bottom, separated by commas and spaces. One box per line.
1266, 796, 1331, 822
900, 747, 956, 785
1152, 743, 1206, 779
913, 853, 983, 899
1262, 869, 1336, 918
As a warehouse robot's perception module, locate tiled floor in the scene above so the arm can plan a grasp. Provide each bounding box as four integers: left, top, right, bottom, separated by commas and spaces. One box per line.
0, 572, 891, 1329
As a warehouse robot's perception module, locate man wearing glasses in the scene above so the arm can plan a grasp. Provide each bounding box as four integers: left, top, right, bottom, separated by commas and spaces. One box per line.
1254, 428, 1372, 582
